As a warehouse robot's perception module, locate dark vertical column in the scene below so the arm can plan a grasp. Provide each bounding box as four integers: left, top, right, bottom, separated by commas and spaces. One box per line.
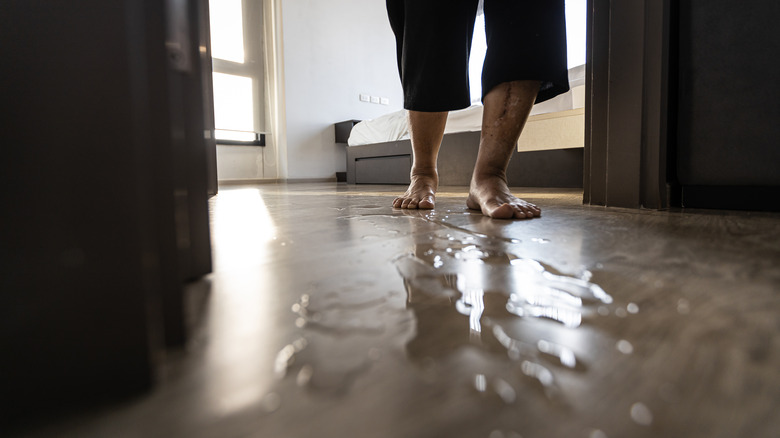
182, 0, 215, 281
604, 0, 644, 207
0, 0, 163, 422
0, 0, 213, 423
199, 0, 219, 197
584, 0, 611, 205
640, 0, 672, 209
675, 0, 780, 211
162, 0, 214, 346
584, 0, 673, 209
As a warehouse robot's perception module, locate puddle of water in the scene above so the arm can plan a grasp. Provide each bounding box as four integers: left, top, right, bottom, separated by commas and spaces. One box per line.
392, 227, 622, 406
275, 213, 638, 433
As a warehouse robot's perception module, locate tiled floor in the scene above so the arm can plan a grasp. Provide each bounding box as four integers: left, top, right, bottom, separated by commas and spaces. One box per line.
19, 183, 780, 437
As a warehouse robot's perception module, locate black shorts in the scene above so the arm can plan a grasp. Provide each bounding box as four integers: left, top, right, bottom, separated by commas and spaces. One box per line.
387, 0, 570, 112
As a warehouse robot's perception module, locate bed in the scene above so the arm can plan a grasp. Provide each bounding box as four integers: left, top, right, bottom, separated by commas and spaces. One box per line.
344, 65, 586, 188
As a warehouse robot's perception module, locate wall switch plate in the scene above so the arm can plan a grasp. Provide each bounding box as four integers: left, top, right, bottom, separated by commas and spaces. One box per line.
370, 96, 380, 104
359, 94, 370, 102
380, 97, 389, 105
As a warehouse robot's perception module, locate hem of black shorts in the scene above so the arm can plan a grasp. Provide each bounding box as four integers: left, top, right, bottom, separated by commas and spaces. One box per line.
403, 100, 474, 113
535, 83, 571, 105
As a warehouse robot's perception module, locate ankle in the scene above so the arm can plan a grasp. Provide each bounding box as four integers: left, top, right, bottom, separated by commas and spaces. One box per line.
410, 166, 438, 178
471, 168, 507, 183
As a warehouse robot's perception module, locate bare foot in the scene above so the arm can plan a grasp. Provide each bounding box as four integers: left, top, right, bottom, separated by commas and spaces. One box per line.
466, 174, 541, 219
392, 170, 438, 209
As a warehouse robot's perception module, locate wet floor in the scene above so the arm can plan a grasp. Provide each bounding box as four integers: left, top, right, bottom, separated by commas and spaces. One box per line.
19, 183, 780, 437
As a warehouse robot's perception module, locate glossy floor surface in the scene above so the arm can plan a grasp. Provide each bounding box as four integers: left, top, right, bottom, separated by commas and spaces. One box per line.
20, 183, 780, 437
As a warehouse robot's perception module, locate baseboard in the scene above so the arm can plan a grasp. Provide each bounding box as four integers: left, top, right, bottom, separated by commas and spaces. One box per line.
679, 185, 780, 212
218, 178, 282, 185
218, 177, 339, 186
284, 177, 338, 183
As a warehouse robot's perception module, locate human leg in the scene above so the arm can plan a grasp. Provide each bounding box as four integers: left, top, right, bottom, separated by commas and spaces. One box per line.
392, 111, 448, 209
465, 0, 569, 219
386, 0, 479, 208
466, 80, 541, 219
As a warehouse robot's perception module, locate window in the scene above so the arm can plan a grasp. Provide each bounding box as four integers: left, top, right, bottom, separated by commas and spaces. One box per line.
209, 0, 265, 144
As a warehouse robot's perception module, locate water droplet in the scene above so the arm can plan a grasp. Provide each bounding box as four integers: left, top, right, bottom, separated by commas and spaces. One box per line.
614, 308, 628, 318
677, 298, 690, 315
295, 318, 306, 328
521, 361, 554, 387
261, 392, 281, 413
595, 263, 604, 269
280, 242, 287, 246
580, 269, 593, 281
474, 374, 487, 392
531, 238, 550, 244
626, 302, 640, 314
274, 338, 308, 377
598, 306, 610, 316
630, 402, 653, 426
296, 364, 314, 387
537, 340, 577, 368
616, 340, 634, 355
492, 378, 517, 404
589, 429, 608, 438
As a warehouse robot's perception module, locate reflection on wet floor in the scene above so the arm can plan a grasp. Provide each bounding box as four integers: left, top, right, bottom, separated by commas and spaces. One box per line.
392, 220, 615, 403
17, 184, 780, 438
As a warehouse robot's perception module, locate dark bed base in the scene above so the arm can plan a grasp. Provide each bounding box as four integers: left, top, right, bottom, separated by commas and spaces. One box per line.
346, 131, 583, 188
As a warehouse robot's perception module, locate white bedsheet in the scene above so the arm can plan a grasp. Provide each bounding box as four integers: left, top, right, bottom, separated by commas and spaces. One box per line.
348, 65, 586, 147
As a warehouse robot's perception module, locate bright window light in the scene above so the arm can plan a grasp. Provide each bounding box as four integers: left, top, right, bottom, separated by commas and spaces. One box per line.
209, 0, 245, 63
469, 10, 487, 103
212, 72, 254, 137
469, 0, 587, 103
565, 0, 587, 69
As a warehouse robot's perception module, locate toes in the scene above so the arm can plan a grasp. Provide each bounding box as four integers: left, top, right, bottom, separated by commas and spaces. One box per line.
512, 207, 533, 219
526, 203, 542, 216
486, 203, 515, 219
418, 196, 435, 209
392, 198, 403, 208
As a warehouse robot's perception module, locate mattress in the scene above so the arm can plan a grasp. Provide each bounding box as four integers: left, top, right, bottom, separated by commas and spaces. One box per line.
348, 64, 586, 147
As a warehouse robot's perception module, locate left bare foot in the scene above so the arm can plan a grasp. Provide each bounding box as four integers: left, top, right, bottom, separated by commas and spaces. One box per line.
466, 174, 541, 219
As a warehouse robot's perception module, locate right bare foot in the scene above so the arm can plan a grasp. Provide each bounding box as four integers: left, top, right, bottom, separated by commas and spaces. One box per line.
392, 170, 438, 209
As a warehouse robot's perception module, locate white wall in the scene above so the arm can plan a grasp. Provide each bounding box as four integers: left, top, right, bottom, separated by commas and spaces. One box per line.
216, 145, 264, 180
280, 0, 404, 180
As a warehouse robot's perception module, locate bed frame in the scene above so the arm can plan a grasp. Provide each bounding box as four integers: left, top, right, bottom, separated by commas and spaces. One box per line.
345, 131, 583, 188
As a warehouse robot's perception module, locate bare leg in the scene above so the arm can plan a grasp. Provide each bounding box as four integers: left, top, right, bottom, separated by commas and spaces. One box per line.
392, 110, 448, 209
466, 80, 543, 219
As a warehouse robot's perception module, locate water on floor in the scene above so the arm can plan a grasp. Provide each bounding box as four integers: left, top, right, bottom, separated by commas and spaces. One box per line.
20, 183, 780, 438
